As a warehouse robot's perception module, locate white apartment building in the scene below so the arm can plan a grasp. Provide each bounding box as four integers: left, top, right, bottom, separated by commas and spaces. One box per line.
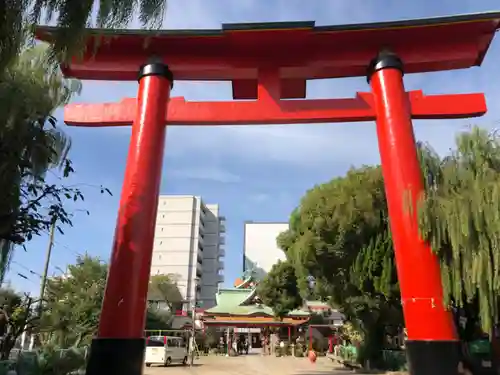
243, 222, 288, 279
150, 195, 225, 309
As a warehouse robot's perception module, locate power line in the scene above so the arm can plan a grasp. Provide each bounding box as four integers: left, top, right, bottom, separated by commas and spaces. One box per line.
10, 226, 105, 285
52, 238, 106, 265
12, 272, 39, 285
52, 239, 83, 258
10, 261, 42, 278
11, 256, 70, 281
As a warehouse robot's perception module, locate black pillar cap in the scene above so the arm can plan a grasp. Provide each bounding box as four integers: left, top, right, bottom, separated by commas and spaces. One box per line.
366, 51, 404, 83
138, 62, 174, 88
405, 339, 460, 375
85, 337, 145, 375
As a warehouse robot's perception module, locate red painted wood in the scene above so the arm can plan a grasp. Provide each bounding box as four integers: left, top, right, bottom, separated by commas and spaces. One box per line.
370, 67, 457, 341
36, 15, 500, 362
35, 14, 500, 91
63, 91, 486, 127
98, 72, 171, 339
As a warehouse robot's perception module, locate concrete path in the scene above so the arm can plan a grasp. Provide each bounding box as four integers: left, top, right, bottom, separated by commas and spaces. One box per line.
144, 355, 346, 375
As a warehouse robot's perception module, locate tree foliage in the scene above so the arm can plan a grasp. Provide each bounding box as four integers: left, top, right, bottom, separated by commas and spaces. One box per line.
0, 288, 37, 359
0, 44, 111, 282
41, 256, 176, 346
275, 165, 402, 366
266, 126, 500, 367
147, 274, 183, 311
41, 255, 107, 348
0, 44, 77, 279
278, 165, 398, 302
418, 127, 500, 335
256, 260, 303, 319
145, 309, 172, 331
1, 0, 169, 73
146, 274, 183, 331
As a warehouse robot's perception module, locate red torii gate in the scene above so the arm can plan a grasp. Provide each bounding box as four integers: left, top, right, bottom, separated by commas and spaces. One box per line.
37, 11, 500, 375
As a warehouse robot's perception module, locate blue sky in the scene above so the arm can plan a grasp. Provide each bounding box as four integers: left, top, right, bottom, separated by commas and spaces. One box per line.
7, 0, 500, 294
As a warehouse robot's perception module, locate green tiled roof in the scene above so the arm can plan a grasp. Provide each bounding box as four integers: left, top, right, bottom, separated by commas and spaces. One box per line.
213, 288, 255, 307
205, 287, 310, 317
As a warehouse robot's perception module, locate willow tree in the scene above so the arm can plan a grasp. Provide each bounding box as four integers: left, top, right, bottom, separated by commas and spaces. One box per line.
1, 0, 169, 73
418, 127, 500, 336
0, 45, 81, 282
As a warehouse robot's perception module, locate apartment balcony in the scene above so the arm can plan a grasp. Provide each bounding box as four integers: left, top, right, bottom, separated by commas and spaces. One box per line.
219, 224, 226, 233
198, 234, 204, 246
217, 274, 224, 283
218, 248, 225, 257
219, 237, 225, 245
217, 260, 225, 270
196, 259, 203, 276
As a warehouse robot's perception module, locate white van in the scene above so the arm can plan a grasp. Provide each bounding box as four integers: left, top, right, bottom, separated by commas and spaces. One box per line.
145, 336, 188, 367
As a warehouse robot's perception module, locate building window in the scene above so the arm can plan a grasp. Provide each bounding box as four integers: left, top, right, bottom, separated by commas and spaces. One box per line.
158, 255, 162, 260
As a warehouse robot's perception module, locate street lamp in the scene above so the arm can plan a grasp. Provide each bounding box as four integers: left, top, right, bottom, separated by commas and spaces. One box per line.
306, 275, 316, 353
307, 275, 316, 291
190, 277, 200, 366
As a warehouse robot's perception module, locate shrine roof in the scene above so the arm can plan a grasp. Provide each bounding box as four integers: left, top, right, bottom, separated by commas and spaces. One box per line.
213, 288, 256, 308
203, 316, 309, 326
205, 287, 310, 317
36, 11, 500, 85
205, 303, 309, 317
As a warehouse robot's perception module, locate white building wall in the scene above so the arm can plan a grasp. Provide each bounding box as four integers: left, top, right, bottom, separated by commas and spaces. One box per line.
150, 195, 224, 310
243, 222, 288, 276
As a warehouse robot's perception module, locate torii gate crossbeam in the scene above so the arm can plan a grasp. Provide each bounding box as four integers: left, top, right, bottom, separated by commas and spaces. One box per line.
64, 90, 486, 126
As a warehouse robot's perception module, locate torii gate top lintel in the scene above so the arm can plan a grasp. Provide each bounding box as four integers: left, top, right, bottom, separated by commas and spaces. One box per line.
36, 12, 500, 127
36, 11, 500, 100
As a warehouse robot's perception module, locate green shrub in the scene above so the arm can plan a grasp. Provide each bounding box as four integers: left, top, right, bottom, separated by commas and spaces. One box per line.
38, 346, 87, 375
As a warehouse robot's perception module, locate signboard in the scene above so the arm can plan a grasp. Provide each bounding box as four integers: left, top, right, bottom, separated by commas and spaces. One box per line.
234, 328, 261, 333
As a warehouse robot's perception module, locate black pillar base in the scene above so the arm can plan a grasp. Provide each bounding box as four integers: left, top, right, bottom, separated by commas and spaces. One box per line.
406, 340, 460, 375
86, 338, 145, 375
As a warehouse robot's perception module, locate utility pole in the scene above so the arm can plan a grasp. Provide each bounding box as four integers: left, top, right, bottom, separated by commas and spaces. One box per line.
28, 220, 56, 350
38, 220, 56, 316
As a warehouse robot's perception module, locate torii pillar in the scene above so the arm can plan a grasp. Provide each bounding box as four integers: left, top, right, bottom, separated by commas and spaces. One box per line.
368, 52, 458, 374
36, 12, 500, 375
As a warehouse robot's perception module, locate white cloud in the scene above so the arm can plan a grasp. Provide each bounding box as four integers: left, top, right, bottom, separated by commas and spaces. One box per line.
168, 166, 241, 183
249, 193, 270, 203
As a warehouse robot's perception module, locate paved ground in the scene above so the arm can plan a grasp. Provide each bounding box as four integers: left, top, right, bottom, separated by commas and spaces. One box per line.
144, 355, 346, 375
